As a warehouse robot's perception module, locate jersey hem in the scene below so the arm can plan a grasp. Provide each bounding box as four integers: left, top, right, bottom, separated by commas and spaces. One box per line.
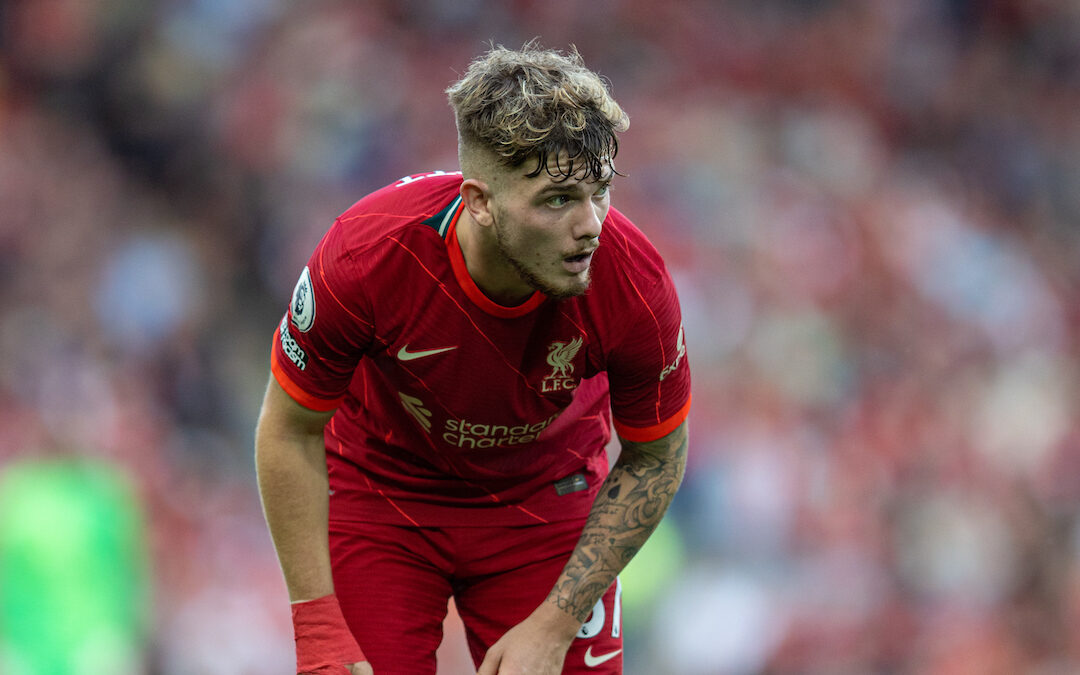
613, 394, 692, 443
327, 491, 599, 528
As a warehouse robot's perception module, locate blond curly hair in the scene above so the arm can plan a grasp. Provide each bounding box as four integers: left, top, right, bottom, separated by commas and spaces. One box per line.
447, 42, 629, 181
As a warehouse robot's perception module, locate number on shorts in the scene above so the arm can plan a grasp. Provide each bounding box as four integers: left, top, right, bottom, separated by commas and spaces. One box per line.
576, 577, 622, 639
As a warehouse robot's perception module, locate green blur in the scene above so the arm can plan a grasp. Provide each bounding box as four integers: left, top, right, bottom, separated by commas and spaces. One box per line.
0, 459, 150, 674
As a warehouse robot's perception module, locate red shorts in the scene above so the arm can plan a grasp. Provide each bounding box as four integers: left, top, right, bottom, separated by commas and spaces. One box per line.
329, 518, 624, 674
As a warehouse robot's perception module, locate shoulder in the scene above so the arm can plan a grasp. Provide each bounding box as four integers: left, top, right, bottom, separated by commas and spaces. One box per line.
305, 171, 463, 302
581, 207, 683, 354
333, 171, 464, 252
591, 207, 671, 292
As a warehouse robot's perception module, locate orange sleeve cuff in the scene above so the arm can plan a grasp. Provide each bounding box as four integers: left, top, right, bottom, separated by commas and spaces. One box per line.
270, 342, 344, 412
613, 394, 691, 443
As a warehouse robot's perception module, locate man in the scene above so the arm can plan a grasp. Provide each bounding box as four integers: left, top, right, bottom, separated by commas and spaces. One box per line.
256, 43, 691, 675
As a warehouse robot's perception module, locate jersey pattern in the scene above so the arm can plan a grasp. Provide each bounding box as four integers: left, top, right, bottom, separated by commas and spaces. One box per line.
271, 172, 691, 526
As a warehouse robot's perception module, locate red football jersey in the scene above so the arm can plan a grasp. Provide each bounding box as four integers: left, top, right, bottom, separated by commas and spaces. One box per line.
271, 171, 691, 526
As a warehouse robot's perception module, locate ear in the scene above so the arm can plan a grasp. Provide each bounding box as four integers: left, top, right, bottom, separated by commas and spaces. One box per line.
460, 178, 494, 228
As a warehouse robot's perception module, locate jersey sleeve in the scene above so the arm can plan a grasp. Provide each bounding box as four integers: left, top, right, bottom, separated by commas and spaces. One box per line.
270, 220, 374, 411
607, 269, 691, 442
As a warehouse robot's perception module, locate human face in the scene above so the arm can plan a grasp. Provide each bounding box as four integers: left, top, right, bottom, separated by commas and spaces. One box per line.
488, 165, 612, 300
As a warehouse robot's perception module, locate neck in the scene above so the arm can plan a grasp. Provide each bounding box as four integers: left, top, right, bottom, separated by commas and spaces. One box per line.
455, 208, 534, 306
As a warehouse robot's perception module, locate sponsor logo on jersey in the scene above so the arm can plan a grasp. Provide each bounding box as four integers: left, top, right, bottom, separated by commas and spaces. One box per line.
583, 646, 622, 668
659, 323, 686, 382
442, 411, 560, 449
399, 392, 433, 432
397, 393, 559, 448
542, 336, 584, 393
290, 266, 315, 332
279, 317, 308, 370
397, 344, 458, 361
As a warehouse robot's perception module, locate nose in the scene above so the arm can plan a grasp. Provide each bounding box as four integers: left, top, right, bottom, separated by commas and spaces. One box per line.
575, 201, 604, 241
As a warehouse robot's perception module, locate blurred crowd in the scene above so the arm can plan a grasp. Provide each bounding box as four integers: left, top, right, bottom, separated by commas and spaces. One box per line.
2, 0, 1080, 673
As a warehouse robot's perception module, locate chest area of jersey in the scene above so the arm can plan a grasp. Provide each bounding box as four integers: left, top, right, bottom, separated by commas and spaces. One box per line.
370, 294, 597, 414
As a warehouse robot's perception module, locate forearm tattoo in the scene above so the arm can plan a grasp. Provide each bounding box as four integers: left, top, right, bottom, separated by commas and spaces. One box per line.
546, 421, 689, 622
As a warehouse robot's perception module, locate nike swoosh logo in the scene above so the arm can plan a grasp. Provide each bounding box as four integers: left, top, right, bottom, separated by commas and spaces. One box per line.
583, 646, 622, 668
397, 344, 458, 361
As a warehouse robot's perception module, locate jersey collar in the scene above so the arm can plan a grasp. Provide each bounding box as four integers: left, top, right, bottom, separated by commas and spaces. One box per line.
444, 200, 546, 318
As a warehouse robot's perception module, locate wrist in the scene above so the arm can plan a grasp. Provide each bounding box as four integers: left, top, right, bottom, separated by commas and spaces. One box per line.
292, 593, 365, 674
535, 597, 585, 644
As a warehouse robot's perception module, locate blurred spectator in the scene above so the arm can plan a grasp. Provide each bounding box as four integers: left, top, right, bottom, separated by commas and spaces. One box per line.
0, 459, 150, 674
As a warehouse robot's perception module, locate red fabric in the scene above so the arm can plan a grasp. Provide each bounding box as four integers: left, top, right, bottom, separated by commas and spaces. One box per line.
328, 519, 623, 672
292, 594, 366, 674
271, 172, 691, 527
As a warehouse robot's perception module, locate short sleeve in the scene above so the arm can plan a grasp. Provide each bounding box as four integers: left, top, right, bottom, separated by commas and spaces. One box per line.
270, 220, 374, 411
607, 270, 691, 442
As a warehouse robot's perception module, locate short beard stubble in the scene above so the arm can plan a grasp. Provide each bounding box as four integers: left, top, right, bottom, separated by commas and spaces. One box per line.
491, 210, 592, 300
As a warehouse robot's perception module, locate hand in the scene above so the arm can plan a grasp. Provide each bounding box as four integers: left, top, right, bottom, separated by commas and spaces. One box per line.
476, 603, 579, 675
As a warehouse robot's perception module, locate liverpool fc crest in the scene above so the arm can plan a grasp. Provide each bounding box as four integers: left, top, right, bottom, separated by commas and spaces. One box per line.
542, 336, 583, 392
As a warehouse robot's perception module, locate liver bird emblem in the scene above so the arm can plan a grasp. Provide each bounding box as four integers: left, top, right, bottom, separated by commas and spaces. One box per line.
546, 336, 584, 378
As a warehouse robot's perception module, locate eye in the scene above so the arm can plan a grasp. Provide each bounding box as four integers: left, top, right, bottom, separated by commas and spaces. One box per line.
594, 182, 612, 198
546, 194, 572, 208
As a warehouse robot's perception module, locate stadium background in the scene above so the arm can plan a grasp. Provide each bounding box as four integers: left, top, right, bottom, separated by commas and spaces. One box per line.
2, 1, 1080, 673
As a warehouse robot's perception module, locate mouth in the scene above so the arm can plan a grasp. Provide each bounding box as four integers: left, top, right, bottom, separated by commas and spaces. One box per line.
562, 250, 595, 274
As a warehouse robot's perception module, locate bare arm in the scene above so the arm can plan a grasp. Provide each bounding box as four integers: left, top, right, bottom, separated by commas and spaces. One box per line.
478, 420, 689, 673
546, 419, 689, 621
256, 377, 371, 675
254, 376, 338, 602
